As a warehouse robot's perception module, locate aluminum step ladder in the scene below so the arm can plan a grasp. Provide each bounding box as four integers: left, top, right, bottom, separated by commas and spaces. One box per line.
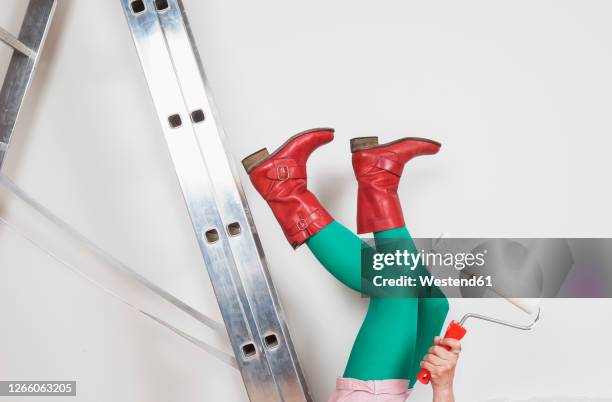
0, 1, 312, 401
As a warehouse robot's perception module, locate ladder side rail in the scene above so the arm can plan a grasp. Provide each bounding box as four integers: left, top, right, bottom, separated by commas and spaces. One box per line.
0, 0, 57, 169
120, 2, 283, 401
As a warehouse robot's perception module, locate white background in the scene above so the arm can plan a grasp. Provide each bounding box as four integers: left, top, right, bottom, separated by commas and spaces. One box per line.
1, 1, 612, 401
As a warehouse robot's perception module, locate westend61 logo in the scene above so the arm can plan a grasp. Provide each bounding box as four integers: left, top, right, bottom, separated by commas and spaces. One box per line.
362, 237, 610, 299
372, 250, 487, 271
360, 239, 497, 297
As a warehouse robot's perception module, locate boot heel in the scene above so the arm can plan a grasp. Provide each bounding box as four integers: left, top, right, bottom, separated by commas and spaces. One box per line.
242, 148, 270, 173
350, 137, 379, 153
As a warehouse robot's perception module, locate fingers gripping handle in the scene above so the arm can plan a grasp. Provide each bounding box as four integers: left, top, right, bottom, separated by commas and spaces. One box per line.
417, 320, 467, 384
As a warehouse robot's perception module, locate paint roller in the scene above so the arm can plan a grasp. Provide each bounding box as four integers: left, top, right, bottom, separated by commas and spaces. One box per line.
416, 237, 568, 384
417, 296, 542, 384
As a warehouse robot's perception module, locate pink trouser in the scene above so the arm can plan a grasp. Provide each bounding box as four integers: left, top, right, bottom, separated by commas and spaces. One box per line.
327, 377, 411, 402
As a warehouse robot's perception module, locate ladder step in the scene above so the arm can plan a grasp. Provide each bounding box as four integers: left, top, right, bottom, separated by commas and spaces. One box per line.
0, 26, 36, 58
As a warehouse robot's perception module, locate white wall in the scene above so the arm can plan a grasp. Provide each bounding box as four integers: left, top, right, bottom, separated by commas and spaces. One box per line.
1, 1, 611, 401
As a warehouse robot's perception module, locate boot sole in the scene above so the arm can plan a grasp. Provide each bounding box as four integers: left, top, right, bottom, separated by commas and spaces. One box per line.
242, 127, 335, 173
350, 136, 441, 153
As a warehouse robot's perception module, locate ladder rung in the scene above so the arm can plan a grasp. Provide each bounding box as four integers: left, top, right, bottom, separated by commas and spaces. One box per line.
0, 26, 36, 58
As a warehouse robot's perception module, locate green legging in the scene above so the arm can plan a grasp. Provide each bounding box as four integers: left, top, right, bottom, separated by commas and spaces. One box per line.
306, 221, 449, 387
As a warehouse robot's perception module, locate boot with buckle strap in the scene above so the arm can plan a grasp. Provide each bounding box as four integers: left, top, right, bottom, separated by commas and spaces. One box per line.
242, 128, 335, 248
350, 136, 441, 234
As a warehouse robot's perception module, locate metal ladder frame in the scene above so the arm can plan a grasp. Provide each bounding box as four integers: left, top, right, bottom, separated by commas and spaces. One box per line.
120, 1, 311, 401
0, 0, 57, 169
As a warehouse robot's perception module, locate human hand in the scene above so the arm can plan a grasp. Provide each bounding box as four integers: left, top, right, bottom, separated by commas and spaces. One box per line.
420, 336, 461, 402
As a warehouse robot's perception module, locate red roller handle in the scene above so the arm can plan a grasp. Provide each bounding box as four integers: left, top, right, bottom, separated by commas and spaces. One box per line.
417, 320, 467, 384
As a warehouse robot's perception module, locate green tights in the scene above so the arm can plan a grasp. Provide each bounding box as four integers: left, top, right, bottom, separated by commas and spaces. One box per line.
305, 221, 449, 387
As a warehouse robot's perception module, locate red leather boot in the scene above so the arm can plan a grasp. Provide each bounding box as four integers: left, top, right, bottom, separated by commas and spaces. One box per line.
351, 136, 441, 234
242, 128, 335, 248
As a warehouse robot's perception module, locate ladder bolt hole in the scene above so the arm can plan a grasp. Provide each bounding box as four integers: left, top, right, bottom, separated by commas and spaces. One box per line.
264, 334, 279, 349
205, 228, 220, 244
130, 0, 146, 14
154, 0, 169, 11
191, 109, 205, 123
227, 222, 241, 237
242, 343, 256, 359
168, 114, 182, 128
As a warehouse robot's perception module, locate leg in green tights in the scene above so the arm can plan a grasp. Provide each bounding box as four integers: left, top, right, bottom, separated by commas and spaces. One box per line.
305, 221, 363, 293
306, 221, 419, 381
374, 227, 449, 387
306, 221, 448, 385
344, 297, 418, 380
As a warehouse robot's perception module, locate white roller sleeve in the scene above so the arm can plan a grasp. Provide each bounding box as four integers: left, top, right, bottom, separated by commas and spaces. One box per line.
470, 271, 541, 315
504, 298, 541, 315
